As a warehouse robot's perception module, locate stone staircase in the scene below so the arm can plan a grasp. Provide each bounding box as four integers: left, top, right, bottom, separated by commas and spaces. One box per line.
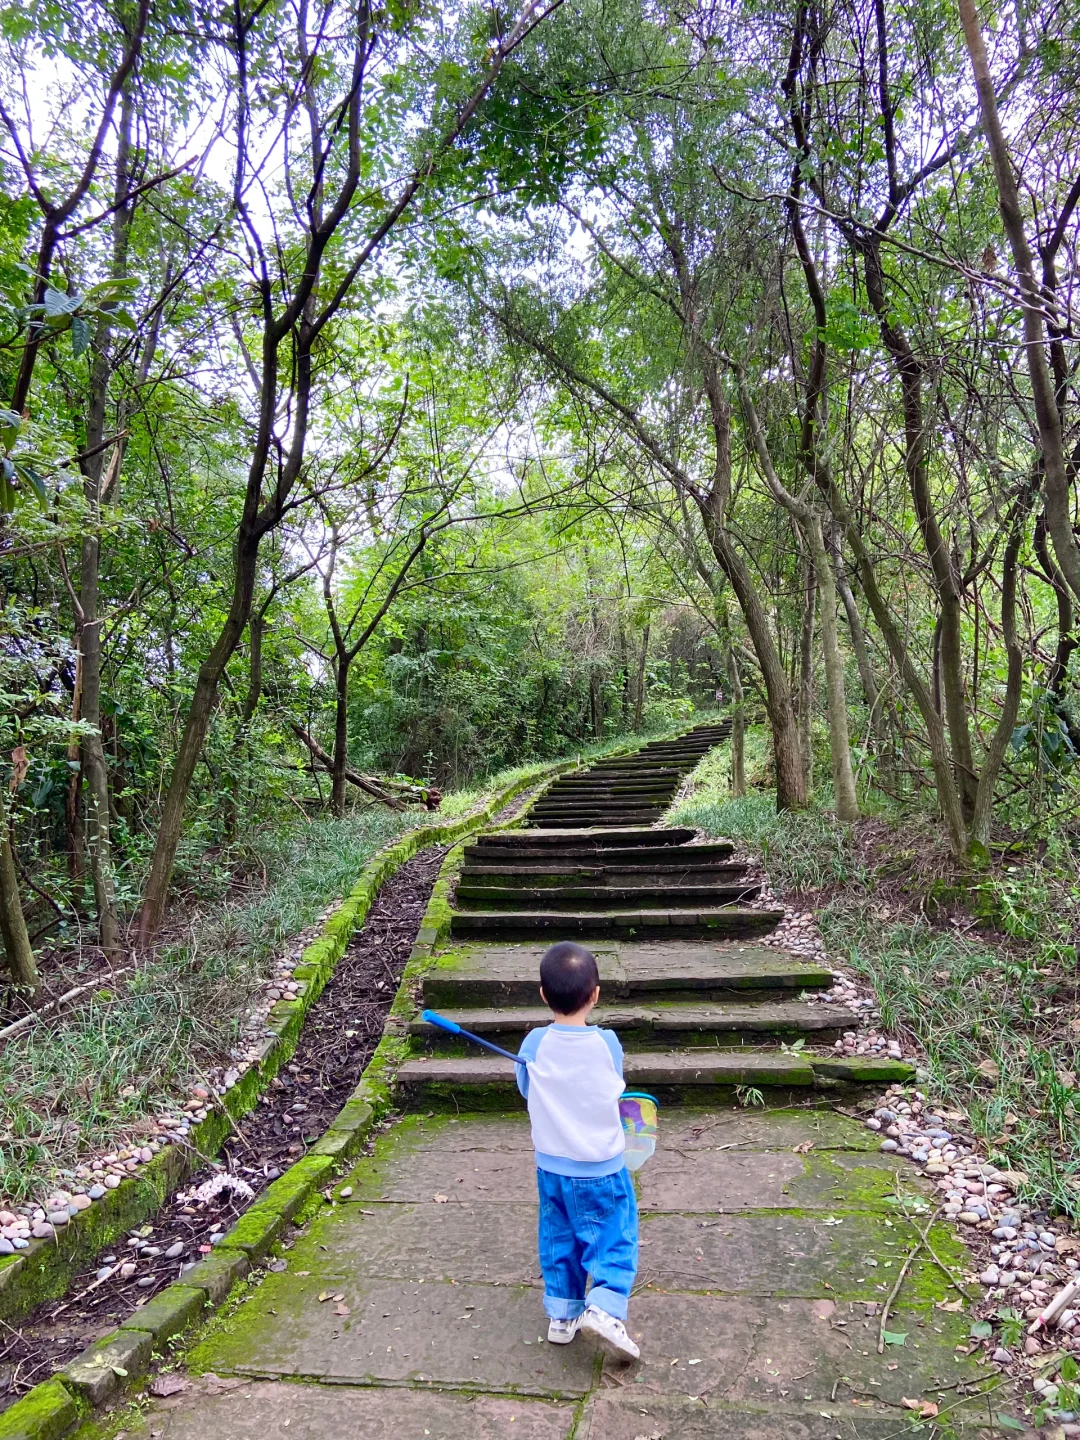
525, 721, 731, 828
398, 724, 907, 1103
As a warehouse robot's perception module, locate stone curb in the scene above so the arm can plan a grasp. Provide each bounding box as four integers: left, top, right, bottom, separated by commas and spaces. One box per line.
0, 760, 574, 1440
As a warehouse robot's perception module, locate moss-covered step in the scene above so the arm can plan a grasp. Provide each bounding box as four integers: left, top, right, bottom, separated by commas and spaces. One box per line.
470, 826, 701, 848
395, 1049, 816, 1101
449, 907, 784, 941
454, 883, 761, 910
458, 862, 750, 886
809, 1054, 916, 1083
410, 999, 858, 1049
523, 813, 671, 828
463, 841, 736, 866
423, 940, 833, 1007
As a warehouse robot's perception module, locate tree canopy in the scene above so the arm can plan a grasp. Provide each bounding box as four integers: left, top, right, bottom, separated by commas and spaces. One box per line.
2, 0, 1079, 984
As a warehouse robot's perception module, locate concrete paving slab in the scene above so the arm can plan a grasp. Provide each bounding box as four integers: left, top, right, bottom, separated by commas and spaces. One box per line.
637, 1148, 921, 1212
662, 1106, 879, 1151
577, 1394, 997, 1439
280, 1202, 540, 1285
612, 1293, 983, 1408
346, 1139, 538, 1203
189, 1277, 596, 1398
636, 1210, 955, 1300
131, 1378, 577, 1440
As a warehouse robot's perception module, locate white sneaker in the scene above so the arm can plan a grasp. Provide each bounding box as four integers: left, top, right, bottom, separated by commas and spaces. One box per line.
580, 1304, 640, 1361
547, 1314, 582, 1345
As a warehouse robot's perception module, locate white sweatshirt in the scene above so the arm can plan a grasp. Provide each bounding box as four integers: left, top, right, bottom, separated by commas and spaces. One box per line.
516, 1024, 626, 1176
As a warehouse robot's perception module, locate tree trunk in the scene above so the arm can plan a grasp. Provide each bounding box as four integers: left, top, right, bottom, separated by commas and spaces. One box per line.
969, 525, 1025, 856
808, 516, 859, 822
633, 624, 650, 730
242, 611, 265, 724
959, 0, 1080, 606
719, 607, 746, 797
861, 240, 977, 821
699, 507, 806, 811
65, 654, 85, 884
331, 656, 351, 819
137, 592, 250, 944
0, 786, 39, 991
798, 544, 816, 792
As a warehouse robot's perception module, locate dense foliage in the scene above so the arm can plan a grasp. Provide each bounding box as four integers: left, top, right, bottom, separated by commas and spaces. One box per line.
2, 0, 1079, 986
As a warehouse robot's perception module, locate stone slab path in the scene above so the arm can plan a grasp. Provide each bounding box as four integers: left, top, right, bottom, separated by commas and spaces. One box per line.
120, 1105, 999, 1440
110, 731, 1004, 1438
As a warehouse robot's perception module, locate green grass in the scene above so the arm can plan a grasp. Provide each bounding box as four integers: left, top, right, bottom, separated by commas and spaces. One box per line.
0, 806, 414, 1204
671, 728, 1080, 1219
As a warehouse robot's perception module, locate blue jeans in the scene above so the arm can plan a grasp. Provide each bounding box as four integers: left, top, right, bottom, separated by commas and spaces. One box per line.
536, 1167, 638, 1321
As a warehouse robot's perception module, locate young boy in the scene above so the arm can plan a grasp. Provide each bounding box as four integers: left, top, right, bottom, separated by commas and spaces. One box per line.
516, 940, 640, 1362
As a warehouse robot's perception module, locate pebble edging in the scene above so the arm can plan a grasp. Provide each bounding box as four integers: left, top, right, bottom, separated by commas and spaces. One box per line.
0, 760, 575, 1440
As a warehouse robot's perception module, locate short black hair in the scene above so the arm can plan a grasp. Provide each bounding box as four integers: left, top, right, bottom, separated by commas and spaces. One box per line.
539, 942, 600, 1015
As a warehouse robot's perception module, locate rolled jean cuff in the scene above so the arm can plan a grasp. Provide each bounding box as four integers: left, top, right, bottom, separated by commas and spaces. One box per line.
586, 1285, 628, 1320
543, 1294, 586, 1320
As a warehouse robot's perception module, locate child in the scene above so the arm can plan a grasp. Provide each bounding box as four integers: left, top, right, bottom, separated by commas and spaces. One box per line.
516, 940, 640, 1361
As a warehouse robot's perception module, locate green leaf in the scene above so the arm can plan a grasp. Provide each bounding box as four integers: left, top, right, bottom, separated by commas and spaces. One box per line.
14, 462, 46, 505
70, 314, 91, 357
882, 1331, 907, 1346
969, 1320, 993, 1339
0, 407, 20, 450
993, 1415, 1027, 1431
42, 285, 81, 317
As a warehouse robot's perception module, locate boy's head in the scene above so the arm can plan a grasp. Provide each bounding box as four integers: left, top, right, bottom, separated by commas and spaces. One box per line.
539, 941, 600, 1017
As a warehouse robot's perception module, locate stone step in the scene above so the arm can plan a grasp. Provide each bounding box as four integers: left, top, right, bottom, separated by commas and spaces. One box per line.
524, 814, 667, 828
531, 796, 676, 810
422, 940, 833, 1007
449, 907, 784, 941
458, 861, 751, 885
527, 810, 672, 824
395, 1049, 818, 1102
410, 1000, 859, 1048
453, 882, 761, 909
471, 827, 700, 849
542, 782, 678, 793
463, 840, 735, 866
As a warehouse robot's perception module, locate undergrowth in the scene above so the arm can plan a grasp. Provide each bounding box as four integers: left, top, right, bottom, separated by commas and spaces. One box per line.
671, 734, 1080, 1220
0, 721, 701, 1204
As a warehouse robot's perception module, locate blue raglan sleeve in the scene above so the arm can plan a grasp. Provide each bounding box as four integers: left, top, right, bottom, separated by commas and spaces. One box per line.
600, 1028, 624, 1080
516, 1026, 545, 1099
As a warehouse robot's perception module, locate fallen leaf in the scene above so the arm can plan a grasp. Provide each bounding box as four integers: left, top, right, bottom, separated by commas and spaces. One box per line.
901, 1398, 938, 1418
267, 1258, 287, 1272
334, 1303, 351, 1317
882, 1331, 908, 1346
821, 1217, 843, 1227
433, 1194, 449, 1204
149, 1375, 188, 1397
201, 1374, 247, 1394
1059, 1069, 1078, 1090
936, 1299, 964, 1312
318, 1291, 333, 1303
296, 1270, 311, 1276
793, 1141, 815, 1154
9, 745, 28, 791
976, 1058, 1000, 1081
